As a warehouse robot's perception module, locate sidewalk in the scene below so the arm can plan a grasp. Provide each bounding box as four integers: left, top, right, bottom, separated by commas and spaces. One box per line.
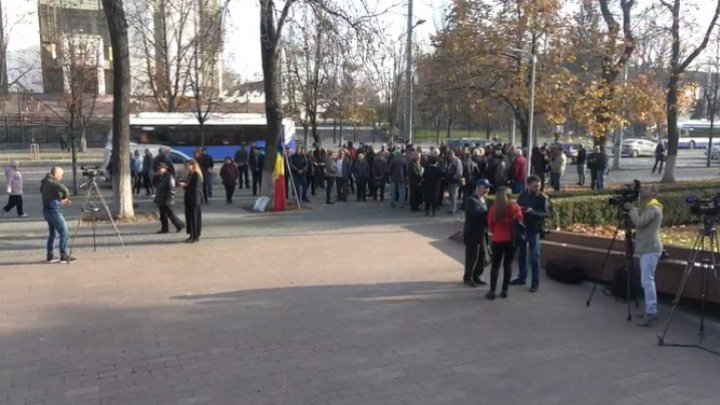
1, 211, 719, 404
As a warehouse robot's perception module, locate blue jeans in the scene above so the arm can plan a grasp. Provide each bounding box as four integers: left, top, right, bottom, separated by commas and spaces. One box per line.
44, 211, 69, 256
640, 252, 661, 315
577, 165, 585, 185
390, 182, 406, 208
512, 183, 526, 195
550, 173, 561, 191
595, 170, 605, 189
517, 228, 541, 286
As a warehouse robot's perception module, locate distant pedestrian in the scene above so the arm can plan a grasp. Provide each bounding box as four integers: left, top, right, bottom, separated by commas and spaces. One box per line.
421, 155, 443, 216
388, 150, 408, 208
352, 153, 370, 202
2, 161, 26, 217
324, 151, 338, 205
41, 167, 74, 263
652, 142, 666, 174
197, 148, 214, 203
549, 146, 567, 192
220, 157, 240, 204
511, 148, 528, 194
180, 160, 203, 243
141, 149, 154, 195
234, 143, 250, 189
154, 163, 184, 234
576, 144, 587, 186
249, 147, 264, 196
290, 147, 311, 203
446, 150, 462, 214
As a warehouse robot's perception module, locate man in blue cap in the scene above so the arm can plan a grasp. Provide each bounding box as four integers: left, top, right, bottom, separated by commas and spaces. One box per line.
463, 178, 491, 287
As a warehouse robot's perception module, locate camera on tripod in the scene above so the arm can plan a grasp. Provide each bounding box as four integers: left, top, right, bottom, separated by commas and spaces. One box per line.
608, 179, 641, 207
81, 165, 99, 178
684, 194, 720, 217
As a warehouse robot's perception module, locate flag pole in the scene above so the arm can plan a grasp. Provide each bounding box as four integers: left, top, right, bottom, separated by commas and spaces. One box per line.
282, 126, 302, 210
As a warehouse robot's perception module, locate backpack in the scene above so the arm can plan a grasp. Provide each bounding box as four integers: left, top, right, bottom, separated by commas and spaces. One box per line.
605, 266, 641, 301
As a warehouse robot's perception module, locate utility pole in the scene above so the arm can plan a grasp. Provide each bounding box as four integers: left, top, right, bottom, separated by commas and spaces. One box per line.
404, 0, 413, 145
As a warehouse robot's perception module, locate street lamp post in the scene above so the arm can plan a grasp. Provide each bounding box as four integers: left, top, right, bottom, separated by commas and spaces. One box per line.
404, 0, 424, 145
506, 47, 536, 179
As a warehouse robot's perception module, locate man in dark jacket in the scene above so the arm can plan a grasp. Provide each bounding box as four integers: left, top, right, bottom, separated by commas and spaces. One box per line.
576, 144, 587, 186
371, 154, 387, 202
463, 179, 490, 287
290, 147, 310, 202
198, 148, 215, 203
249, 147, 264, 196
41, 167, 73, 263
336, 150, 352, 202
352, 153, 370, 202
512, 175, 549, 292
234, 143, 250, 189
155, 163, 184, 233
652, 141, 666, 175
408, 153, 423, 211
388, 150, 408, 208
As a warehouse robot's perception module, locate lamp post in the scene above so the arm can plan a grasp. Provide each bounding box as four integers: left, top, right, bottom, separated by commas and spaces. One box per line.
506, 47, 536, 179
404, 0, 425, 145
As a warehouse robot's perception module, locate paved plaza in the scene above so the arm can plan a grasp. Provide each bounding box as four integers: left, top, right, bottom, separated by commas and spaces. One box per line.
1, 180, 720, 404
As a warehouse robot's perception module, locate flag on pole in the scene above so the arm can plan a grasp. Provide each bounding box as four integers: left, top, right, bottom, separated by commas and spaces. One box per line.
273, 141, 286, 212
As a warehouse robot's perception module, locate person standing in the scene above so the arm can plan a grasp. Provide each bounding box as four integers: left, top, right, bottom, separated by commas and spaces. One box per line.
371, 152, 388, 202
511, 148, 528, 194
512, 175, 549, 292
531, 147, 549, 191
324, 151, 338, 204
290, 147, 311, 203
625, 184, 664, 327
336, 150, 351, 202
486, 186, 523, 300
180, 160, 204, 243
652, 141, 666, 174
41, 167, 73, 263
198, 148, 214, 203
234, 143, 250, 189
352, 153, 370, 202
2, 161, 26, 217
249, 146, 264, 196
463, 179, 490, 287
219, 157, 240, 204
141, 149, 154, 195
549, 146, 567, 192
576, 144, 587, 186
408, 153, 423, 211
131, 150, 142, 194
446, 150, 462, 214
155, 163, 184, 233
388, 150, 408, 208
595, 145, 609, 190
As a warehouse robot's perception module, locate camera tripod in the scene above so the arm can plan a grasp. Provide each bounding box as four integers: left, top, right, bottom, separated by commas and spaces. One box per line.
68, 175, 129, 259
586, 206, 639, 321
657, 217, 720, 356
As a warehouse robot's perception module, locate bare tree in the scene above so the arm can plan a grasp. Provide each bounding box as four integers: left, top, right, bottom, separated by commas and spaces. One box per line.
60, 32, 101, 192
188, 0, 228, 147
127, 0, 196, 111
661, 0, 720, 182
103, 0, 134, 219
0, 0, 37, 93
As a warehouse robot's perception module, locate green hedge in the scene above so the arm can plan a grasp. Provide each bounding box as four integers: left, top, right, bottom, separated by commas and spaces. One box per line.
549, 179, 720, 200
547, 190, 720, 229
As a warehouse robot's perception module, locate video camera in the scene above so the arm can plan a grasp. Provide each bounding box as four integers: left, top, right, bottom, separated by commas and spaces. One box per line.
81, 165, 100, 178
608, 179, 641, 207
684, 194, 720, 217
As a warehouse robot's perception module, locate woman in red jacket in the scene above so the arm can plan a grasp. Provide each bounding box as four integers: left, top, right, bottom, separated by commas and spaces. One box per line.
487, 186, 523, 300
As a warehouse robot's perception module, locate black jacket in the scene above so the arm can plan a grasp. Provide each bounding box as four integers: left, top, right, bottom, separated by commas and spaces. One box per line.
249, 153, 264, 172
517, 191, 549, 232
463, 192, 488, 245
155, 172, 176, 207
184, 172, 204, 206
422, 164, 442, 202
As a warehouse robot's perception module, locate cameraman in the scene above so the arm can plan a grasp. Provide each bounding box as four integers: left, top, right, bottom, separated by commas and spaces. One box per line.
624, 184, 663, 327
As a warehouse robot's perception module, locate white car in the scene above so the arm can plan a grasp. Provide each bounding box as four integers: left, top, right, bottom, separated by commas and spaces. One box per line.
102, 143, 192, 184
621, 138, 658, 157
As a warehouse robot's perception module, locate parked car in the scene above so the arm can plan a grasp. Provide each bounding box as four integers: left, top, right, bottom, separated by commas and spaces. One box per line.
559, 143, 578, 163
706, 143, 720, 160
447, 138, 495, 151
621, 138, 658, 157
102, 143, 192, 185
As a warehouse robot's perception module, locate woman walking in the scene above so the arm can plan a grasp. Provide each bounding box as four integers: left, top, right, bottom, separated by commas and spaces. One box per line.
486, 186, 523, 300
2, 161, 25, 217
181, 159, 204, 243
219, 157, 240, 204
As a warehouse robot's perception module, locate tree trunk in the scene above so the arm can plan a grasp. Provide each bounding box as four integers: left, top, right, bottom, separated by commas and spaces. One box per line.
332, 121, 337, 144
662, 73, 680, 183
303, 124, 309, 149
259, 0, 282, 204
103, 0, 134, 218
80, 126, 88, 153
69, 124, 78, 196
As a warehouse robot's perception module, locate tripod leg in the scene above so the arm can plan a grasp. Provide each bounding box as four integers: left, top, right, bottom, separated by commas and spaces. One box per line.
68, 188, 94, 259
657, 234, 703, 345
93, 183, 129, 258
627, 261, 633, 322
587, 222, 623, 307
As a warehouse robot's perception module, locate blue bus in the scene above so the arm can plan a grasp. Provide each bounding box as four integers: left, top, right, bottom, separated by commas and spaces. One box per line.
677, 120, 720, 150
127, 112, 297, 161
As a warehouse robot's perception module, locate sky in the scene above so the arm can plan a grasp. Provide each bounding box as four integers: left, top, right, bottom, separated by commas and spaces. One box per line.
222, 0, 448, 81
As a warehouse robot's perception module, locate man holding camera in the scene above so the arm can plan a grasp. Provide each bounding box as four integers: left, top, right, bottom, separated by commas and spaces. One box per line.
624, 184, 663, 327
41, 167, 73, 263
512, 175, 549, 292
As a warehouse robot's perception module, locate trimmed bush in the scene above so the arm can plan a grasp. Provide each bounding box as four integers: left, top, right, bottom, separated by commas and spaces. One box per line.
549, 179, 720, 200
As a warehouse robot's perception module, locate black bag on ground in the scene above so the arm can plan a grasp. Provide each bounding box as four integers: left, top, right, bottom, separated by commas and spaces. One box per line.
607, 266, 641, 301
545, 259, 584, 284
